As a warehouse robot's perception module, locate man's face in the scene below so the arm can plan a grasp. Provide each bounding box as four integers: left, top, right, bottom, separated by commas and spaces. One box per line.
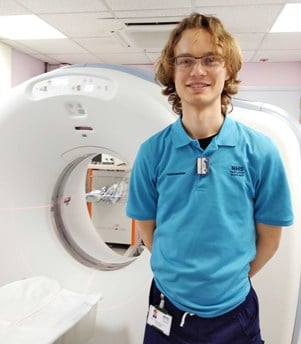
173, 28, 229, 114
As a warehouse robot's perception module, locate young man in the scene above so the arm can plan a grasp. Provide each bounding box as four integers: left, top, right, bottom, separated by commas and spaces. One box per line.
126, 13, 293, 344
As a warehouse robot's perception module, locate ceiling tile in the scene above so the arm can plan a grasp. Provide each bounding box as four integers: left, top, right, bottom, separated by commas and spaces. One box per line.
253, 49, 301, 62
145, 52, 161, 64
114, 9, 190, 19
31, 54, 61, 64
16, 39, 88, 54
195, 4, 283, 33
0, 0, 30, 15
195, 0, 286, 6
0, 0, 299, 65
106, 0, 192, 11
40, 14, 123, 38
241, 50, 256, 63
260, 33, 301, 50
95, 52, 152, 64
0, 39, 40, 55
234, 33, 266, 50
16, 0, 108, 13
120, 29, 171, 50
74, 36, 142, 54
46, 53, 103, 65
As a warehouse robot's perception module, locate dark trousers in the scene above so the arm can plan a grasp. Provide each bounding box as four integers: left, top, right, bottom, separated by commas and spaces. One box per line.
143, 280, 264, 344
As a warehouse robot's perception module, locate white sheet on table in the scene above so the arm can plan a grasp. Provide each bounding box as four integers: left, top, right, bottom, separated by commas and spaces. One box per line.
0, 276, 102, 344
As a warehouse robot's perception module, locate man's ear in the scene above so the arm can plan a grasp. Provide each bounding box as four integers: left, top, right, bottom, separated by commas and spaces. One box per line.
225, 70, 231, 81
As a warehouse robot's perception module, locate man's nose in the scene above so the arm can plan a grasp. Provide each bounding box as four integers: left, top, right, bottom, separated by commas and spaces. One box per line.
190, 59, 207, 74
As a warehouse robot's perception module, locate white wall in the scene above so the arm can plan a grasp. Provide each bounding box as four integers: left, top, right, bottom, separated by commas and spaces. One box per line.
11, 49, 45, 87
0, 42, 11, 97
237, 86, 301, 123
0, 44, 45, 98
238, 62, 301, 124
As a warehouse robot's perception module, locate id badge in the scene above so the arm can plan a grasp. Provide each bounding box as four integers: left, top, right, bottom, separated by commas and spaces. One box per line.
147, 305, 173, 336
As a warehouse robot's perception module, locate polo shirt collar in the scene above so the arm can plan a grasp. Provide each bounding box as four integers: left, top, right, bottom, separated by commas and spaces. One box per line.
215, 116, 238, 147
171, 117, 193, 148
171, 115, 238, 148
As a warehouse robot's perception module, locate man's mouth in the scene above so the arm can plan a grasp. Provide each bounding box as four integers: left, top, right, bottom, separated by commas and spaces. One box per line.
187, 82, 209, 89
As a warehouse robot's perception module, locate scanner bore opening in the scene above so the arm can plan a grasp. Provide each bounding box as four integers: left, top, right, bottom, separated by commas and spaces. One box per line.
51, 152, 142, 271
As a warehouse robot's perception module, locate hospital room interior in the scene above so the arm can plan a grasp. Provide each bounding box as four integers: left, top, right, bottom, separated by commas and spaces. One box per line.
0, 0, 300, 343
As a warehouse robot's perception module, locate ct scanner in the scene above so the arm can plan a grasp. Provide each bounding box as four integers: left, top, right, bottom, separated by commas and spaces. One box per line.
0, 64, 300, 344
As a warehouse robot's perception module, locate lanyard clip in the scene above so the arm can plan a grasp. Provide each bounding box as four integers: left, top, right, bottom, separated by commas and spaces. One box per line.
159, 293, 165, 309
197, 157, 209, 175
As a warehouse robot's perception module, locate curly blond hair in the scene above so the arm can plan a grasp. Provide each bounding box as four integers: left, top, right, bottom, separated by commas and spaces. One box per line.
155, 13, 243, 115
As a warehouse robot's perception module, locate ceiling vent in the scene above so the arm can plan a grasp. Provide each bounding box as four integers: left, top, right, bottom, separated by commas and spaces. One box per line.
118, 21, 179, 49
124, 21, 179, 27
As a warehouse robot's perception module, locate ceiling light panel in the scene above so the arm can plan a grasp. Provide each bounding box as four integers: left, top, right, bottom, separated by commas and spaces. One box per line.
0, 15, 66, 39
270, 3, 301, 32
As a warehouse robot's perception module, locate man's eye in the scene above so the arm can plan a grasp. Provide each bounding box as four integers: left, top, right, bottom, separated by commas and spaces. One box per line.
181, 58, 193, 65
203, 56, 219, 65
203, 56, 214, 64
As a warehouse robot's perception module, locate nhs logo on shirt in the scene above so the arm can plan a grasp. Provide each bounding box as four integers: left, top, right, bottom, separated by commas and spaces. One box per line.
230, 165, 245, 177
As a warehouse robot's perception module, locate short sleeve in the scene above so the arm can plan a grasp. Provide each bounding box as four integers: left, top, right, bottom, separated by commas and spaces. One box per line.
126, 142, 158, 220
254, 141, 293, 226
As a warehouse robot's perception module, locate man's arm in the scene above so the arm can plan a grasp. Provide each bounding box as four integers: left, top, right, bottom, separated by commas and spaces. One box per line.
249, 223, 282, 278
135, 219, 156, 252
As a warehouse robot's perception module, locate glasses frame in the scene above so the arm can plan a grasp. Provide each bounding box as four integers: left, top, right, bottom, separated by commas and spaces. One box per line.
174, 54, 224, 70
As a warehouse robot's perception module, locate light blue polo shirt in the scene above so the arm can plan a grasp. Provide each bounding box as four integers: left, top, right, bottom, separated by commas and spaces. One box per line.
126, 116, 293, 317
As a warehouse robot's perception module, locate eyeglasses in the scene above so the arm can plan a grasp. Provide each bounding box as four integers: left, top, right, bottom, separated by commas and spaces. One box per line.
174, 55, 223, 69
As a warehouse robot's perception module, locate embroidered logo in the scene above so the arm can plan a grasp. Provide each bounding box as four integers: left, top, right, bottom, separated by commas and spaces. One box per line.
230, 165, 245, 177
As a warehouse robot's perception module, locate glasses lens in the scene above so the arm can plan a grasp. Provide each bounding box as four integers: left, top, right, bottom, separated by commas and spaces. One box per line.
175, 56, 195, 68
202, 55, 222, 67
